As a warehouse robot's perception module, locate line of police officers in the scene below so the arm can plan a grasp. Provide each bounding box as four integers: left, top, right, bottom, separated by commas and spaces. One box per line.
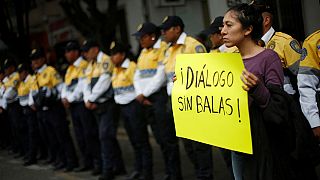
0, 2, 319, 180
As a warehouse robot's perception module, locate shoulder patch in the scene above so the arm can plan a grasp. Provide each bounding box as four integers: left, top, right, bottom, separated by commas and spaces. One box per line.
195, 45, 205, 53
299, 48, 307, 61
289, 40, 302, 54
43, 73, 47, 79
317, 45, 320, 50
103, 62, 109, 70
267, 41, 276, 50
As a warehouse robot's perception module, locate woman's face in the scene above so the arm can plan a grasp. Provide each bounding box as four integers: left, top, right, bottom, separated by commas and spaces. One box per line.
111, 52, 125, 66
221, 10, 247, 48
139, 34, 155, 49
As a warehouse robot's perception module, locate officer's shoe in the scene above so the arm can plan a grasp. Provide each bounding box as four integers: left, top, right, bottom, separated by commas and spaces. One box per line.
91, 168, 102, 176
64, 166, 74, 173
113, 167, 127, 176
98, 172, 115, 180
139, 172, 154, 180
75, 166, 93, 172
23, 160, 37, 166
53, 163, 66, 171
126, 171, 141, 180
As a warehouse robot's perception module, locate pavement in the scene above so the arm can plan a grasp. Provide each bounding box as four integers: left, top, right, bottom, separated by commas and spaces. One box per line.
0, 129, 234, 180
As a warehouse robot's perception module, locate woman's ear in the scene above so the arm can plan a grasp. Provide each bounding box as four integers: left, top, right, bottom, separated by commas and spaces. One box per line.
244, 25, 253, 36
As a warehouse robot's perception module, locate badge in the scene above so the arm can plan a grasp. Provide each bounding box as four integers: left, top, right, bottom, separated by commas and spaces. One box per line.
110, 41, 115, 50
195, 45, 205, 53
290, 40, 302, 54
137, 24, 143, 31
299, 48, 307, 61
162, 16, 168, 23
267, 41, 276, 50
103, 62, 109, 70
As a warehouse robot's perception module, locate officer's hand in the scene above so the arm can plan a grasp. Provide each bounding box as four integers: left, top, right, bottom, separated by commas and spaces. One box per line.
173, 75, 177, 82
85, 102, 92, 109
62, 98, 70, 109
30, 105, 37, 111
143, 99, 152, 106
136, 94, 145, 104
312, 127, 320, 141
0, 107, 3, 114
90, 103, 97, 110
240, 69, 259, 92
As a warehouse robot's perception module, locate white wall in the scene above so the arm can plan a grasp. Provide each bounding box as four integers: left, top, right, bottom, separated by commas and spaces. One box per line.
301, 0, 320, 37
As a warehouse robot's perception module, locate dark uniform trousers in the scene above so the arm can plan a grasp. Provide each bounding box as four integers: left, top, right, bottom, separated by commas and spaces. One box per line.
69, 102, 101, 169
167, 97, 213, 180
119, 100, 152, 175
0, 110, 11, 148
38, 102, 78, 168
22, 106, 39, 162
93, 99, 125, 176
143, 88, 182, 179
7, 101, 28, 155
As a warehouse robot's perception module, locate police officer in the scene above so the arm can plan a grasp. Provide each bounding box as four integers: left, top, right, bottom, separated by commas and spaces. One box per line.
81, 40, 126, 180
61, 41, 101, 172
3, 58, 26, 158
17, 63, 39, 166
297, 29, 320, 180
0, 66, 10, 149
160, 16, 213, 180
256, 3, 302, 98
110, 41, 153, 180
132, 22, 182, 180
203, 16, 238, 53
29, 48, 78, 172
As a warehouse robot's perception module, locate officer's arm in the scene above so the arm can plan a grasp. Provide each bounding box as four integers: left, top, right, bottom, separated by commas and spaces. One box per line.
3, 87, 17, 101
133, 69, 143, 95
61, 83, 68, 99
67, 77, 85, 103
28, 90, 35, 106
0, 97, 7, 110
88, 73, 111, 102
285, 39, 302, 76
298, 73, 320, 128
142, 62, 166, 97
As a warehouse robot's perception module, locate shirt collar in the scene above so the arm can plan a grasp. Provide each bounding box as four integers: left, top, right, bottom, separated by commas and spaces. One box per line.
36, 64, 47, 73
218, 44, 228, 52
8, 72, 18, 79
261, 27, 275, 44
153, 39, 161, 49
120, 58, 130, 69
24, 74, 31, 83
97, 51, 104, 63
73, 56, 83, 67
176, 32, 187, 45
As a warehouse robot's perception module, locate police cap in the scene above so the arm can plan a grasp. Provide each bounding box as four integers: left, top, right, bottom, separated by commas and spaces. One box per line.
17, 63, 30, 73
203, 16, 224, 35
65, 41, 80, 52
3, 58, 16, 69
253, 2, 273, 14
132, 22, 159, 38
29, 48, 45, 60
81, 39, 99, 52
109, 41, 128, 55
159, 16, 184, 31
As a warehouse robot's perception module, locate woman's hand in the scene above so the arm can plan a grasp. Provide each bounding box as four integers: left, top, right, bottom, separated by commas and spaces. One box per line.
240, 69, 259, 92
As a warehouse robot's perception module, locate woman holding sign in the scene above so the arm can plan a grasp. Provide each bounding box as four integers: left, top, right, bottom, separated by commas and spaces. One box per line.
221, 3, 284, 180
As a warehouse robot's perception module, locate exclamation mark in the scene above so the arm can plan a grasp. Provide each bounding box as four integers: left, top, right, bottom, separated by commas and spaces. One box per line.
181, 68, 183, 85
237, 98, 241, 123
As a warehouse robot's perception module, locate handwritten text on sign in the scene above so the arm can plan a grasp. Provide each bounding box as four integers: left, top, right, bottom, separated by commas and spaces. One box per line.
172, 53, 252, 154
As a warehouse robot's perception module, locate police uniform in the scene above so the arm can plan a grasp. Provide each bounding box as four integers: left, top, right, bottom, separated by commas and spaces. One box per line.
112, 55, 152, 179
161, 16, 213, 180
298, 30, 320, 129
82, 45, 125, 179
17, 66, 39, 165
0, 69, 11, 149
262, 27, 302, 95
29, 49, 78, 170
3, 60, 26, 156
133, 22, 183, 179
62, 43, 100, 171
